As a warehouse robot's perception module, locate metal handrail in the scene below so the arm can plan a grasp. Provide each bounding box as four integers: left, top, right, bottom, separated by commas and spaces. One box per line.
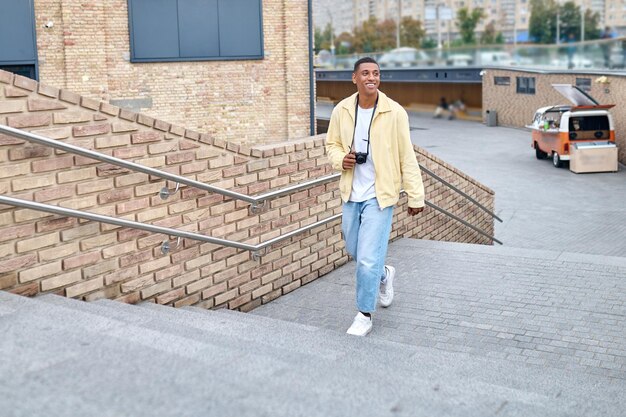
0, 125, 500, 221
0, 125, 338, 210
425, 201, 502, 244
0, 195, 342, 259
0, 194, 499, 263
319, 168, 501, 223
419, 165, 502, 222
0, 124, 500, 243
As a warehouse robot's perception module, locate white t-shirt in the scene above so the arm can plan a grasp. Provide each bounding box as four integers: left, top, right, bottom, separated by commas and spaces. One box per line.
349, 106, 376, 202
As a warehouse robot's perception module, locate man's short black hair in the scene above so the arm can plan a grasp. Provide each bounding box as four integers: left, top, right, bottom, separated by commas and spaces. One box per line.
353, 57, 379, 73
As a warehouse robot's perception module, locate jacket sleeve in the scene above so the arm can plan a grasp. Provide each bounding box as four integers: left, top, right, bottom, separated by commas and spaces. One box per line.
397, 108, 425, 208
325, 107, 348, 171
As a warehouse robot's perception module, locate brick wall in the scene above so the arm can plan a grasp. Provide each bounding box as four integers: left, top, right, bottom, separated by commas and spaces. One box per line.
32, 0, 311, 145
483, 69, 626, 164
0, 69, 495, 311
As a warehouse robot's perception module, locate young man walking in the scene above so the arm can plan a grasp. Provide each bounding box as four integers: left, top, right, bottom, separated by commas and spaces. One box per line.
325, 57, 425, 336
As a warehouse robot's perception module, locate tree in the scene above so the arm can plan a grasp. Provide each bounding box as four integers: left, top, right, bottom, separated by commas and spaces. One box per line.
421, 37, 437, 49
377, 19, 397, 50
456, 7, 485, 45
582, 8, 601, 40
314, 23, 333, 53
335, 32, 354, 55
529, 0, 601, 43
480, 21, 504, 45
528, 0, 557, 43
352, 17, 396, 52
352, 17, 379, 52
400, 17, 425, 49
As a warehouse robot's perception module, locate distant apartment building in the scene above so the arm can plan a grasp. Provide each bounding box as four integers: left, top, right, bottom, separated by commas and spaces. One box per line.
313, 0, 354, 36
314, 0, 625, 43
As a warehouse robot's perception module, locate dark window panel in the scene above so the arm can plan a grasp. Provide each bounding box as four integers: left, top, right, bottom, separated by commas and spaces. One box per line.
0, 0, 36, 62
0, 65, 36, 80
178, 0, 220, 58
218, 0, 263, 57
130, 0, 180, 60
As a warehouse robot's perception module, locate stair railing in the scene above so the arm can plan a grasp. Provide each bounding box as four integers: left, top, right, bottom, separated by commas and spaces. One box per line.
0, 125, 337, 213
0, 124, 501, 247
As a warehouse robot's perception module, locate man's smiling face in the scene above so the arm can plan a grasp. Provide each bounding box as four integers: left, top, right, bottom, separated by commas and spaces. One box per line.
352, 62, 380, 98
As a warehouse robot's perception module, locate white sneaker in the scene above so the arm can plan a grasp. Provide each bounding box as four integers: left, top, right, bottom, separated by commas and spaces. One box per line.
346, 312, 372, 336
379, 265, 396, 307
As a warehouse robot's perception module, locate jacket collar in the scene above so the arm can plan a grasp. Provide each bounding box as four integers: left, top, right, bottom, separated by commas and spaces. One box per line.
341, 90, 392, 121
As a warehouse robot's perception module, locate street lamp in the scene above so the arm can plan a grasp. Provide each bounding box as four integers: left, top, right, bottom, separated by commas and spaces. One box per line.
326, 10, 335, 57
581, 6, 585, 42
396, 0, 402, 49
425, 2, 451, 49
513, 0, 517, 47
555, 0, 562, 44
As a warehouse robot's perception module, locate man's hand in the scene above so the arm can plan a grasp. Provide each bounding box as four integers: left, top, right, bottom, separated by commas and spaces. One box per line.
408, 206, 424, 216
342, 152, 356, 170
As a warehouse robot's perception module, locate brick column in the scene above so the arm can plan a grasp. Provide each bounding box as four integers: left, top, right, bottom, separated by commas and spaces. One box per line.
283, 0, 312, 139
60, 0, 108, 100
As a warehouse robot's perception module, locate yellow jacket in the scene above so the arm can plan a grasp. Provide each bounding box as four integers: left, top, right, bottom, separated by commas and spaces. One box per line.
325, 90, 425, 209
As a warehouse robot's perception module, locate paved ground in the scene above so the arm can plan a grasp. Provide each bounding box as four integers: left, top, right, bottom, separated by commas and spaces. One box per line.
318, 102, 626, 256
251, 105, 626, 412
407, 113, 626, 256
254, 240, 626, 380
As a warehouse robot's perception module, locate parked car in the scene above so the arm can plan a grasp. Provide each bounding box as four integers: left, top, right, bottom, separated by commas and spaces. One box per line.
476, 51, 515, 66
528, 84, 616, 168
379, 47, 434, 68
550, 54, 593, 69
445, 53, 473, 66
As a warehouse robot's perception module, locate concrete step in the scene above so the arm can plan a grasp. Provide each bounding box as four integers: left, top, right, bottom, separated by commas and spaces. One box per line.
80, 296, 622, 415
212, 302, 623, 415
0, 292, 307, 417
0, 291, 581, 416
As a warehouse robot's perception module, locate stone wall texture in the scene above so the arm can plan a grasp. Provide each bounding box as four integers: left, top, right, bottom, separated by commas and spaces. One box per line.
0, 70, 495, 310
482, 69, 626, 164
32, 0, 311, 145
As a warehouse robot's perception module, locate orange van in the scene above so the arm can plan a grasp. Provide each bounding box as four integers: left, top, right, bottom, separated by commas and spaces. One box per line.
529, 84, 616, 168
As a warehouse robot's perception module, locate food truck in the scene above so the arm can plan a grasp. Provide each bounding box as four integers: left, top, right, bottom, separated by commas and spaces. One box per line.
529, 84, 616, 170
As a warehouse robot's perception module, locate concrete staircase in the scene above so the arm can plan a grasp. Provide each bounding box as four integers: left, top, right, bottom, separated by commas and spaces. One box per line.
1, 239, 625, 416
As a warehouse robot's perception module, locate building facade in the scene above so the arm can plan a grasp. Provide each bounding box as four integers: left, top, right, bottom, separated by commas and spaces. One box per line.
0, 0, 313, 145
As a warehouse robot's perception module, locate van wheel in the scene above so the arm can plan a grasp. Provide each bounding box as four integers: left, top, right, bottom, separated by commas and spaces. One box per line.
535, 144, 547, 159
552, 152, 563, 168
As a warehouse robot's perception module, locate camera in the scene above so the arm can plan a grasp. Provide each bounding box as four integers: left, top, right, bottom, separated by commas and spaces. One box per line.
354, 152, 368, 164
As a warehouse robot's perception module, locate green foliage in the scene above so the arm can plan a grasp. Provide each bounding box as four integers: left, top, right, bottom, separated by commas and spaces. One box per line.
421, 37, 437, 49
352, 17, 383, 52
528, 0, 557, 43
582, 9, 601, 40
529, 0, 601, 43
480, 21, 504, 45
456, 7, 484, 45
335, 32, 354, 54
351, 16, 427, 53
314, 23, 333, 53
400, 17, 426, 48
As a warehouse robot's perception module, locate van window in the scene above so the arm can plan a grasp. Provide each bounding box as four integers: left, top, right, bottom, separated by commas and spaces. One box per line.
569, 115, 609, 131
569, 115, 610, 140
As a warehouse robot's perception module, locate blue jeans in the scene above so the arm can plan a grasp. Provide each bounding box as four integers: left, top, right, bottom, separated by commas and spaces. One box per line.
342, 198, 394, 313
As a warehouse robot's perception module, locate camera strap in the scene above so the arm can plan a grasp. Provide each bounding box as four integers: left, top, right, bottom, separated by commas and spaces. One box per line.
350, 94, 378, 156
